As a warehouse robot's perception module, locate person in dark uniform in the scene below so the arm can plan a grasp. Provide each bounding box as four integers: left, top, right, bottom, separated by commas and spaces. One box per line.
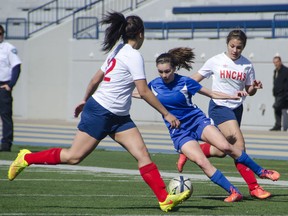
0, 24, 22, 152
270, 56, 288, 131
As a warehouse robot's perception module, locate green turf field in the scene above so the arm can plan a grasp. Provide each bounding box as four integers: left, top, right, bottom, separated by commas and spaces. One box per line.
0, 145, 287, 215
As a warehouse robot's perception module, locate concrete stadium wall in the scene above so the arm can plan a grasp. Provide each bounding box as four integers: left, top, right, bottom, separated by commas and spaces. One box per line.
10, 34, 288, 129
6, 0, 288, 129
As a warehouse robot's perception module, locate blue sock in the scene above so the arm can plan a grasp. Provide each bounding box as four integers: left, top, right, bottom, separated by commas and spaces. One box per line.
210, 169, 240, 194
235, 151, 263, 176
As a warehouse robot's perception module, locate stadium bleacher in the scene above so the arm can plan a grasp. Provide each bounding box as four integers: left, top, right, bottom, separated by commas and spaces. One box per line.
172, 4, 288, 14
1, 1, 288, 39
143, 4, 288, 39
144, 19, 288, 39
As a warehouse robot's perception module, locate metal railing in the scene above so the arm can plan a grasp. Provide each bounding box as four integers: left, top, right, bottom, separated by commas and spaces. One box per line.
5, 0, 287, 40
73, 16, 99, 39
5, 18, 28, 39
3, 0, 150, 40
72, 0, 150, 39
27, 0, 98, 36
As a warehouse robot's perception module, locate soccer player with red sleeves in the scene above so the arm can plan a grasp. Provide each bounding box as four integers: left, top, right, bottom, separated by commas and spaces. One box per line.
8, 12, 190, 212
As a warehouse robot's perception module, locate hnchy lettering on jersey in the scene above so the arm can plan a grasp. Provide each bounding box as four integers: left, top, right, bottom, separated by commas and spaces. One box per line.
220, 70, 246, 81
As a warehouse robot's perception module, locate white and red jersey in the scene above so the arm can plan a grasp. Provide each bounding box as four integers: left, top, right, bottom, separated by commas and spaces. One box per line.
0, 41, 21, 81
199, 52, 255, 109
93, 43, 146, 116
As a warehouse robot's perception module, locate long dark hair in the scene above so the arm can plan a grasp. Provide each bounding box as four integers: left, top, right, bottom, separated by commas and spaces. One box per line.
101, 12, 144, 52
226, 29, 247, 48
156, 47, 195, 71
0, 24, 4, 33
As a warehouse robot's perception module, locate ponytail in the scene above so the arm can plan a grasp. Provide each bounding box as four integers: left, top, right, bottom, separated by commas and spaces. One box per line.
156, 47, 195, 71
101, 12, 144, 52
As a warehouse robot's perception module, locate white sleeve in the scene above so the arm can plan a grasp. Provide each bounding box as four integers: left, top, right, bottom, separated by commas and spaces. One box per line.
8, 44, 21, 67
198, 58, 214, 78
126, 51, 146, 80
245, 65, 256, 85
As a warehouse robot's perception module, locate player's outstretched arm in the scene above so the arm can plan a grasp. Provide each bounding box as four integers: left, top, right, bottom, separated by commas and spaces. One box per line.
190, 72, 205, 82
198, 87, 241, 100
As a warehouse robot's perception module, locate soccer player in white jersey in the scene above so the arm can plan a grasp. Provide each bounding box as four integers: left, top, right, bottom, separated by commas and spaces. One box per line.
8, 12, 190, 212
135, 47, 280, 202
177, 30, 273, 199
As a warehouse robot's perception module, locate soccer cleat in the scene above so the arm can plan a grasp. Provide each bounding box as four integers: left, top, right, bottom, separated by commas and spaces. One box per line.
176, 153, 188, 173
259, 169, 280, 181
8, 149, 31, 181
159, 190, 190, 212
224, 188, 243, 202
250, 185, 271, 199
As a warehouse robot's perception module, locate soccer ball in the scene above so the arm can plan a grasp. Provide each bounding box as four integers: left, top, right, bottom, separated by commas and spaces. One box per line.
168, 176, 193, 196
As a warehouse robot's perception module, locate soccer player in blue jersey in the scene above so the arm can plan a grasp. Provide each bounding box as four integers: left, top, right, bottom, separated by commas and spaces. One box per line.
135, 47, 280, 202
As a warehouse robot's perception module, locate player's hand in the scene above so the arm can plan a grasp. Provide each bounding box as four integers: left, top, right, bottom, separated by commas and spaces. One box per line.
74, 101, 86, 118
164, 113, 180, 128
236, 91, 248, 97
0, 84, 11, 91
253, 80, 263, 89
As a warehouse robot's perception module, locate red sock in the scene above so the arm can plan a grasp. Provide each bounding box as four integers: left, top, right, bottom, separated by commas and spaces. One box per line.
139, 162, 168, 202
24, 148, 62, 165
200, 143, 211, 158
235, 162, 258, 191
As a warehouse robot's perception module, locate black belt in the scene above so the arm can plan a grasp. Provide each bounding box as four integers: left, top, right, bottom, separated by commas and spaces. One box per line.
0, 81, 9, 85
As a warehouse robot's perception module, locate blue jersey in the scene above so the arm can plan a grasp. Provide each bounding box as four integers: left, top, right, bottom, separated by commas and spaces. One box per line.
149, 74, 213, 151
149, 74, 208, 129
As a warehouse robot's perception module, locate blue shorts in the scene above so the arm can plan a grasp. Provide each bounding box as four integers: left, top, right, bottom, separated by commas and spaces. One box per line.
208, 100, 243, 126
78, 97, 136, 140
171, 115, 214, 152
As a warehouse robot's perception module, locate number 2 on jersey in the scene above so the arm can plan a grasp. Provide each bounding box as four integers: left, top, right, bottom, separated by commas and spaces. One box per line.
103, 58, 116, 82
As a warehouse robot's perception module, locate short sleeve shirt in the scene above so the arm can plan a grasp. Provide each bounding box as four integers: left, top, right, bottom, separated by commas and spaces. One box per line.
0, 41, 22, 81
199, 52, 255, 109
93, 43, 146, 116
149, 74, 204, 130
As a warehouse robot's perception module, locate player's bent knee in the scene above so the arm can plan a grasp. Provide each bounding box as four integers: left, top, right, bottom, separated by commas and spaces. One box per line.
221, 144, 233, 155
211, 147, 226, 157
65, 155, 83, 165
216, 151, 226, 158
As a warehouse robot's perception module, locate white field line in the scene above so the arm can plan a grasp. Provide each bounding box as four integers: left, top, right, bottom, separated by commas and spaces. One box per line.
1, 160, 287, 186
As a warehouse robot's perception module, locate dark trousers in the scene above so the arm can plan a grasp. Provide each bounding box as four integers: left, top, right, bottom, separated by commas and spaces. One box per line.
273, 96, 285, 129
0, 88, 13, 150
282, 109, 288, 131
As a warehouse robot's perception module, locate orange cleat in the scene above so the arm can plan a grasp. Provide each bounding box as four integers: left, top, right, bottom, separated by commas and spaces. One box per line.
224, 188, 243, 203
259, 169, 280, 181
176, 153, 188, 173
250, 185, 271, 199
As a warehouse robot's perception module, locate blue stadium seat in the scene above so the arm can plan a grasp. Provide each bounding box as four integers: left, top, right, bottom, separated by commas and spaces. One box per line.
172, 4, 288, 14
144, 19, 288, 39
